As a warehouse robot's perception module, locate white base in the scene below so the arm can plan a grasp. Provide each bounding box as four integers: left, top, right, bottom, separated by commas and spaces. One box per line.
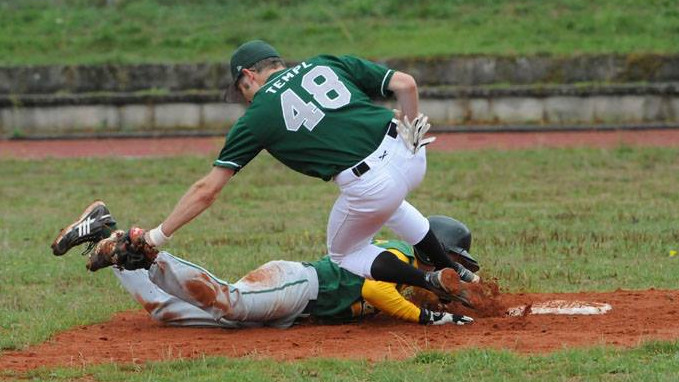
507, 300, 612, 316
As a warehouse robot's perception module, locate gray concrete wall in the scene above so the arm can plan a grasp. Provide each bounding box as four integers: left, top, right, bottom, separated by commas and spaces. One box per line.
0, 102, 245, 136
417, 95, 679, 126
2, 54, 679, 95
2, 84, 679, 137
387, 54, 679, 87
2, 56, 678, 137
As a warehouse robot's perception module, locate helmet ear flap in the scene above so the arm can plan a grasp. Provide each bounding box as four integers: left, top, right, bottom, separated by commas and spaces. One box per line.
413, 247, 435, 266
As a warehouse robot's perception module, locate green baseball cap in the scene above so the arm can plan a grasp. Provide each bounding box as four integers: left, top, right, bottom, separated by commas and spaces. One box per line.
230, 40, 280, 84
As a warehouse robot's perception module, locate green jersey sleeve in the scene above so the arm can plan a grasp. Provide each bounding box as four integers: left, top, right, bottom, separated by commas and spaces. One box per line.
337, 55, 395, 99
213, 119, 263, 171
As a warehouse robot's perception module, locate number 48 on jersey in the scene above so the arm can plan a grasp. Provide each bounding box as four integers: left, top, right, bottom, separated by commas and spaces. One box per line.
281, 66, 351, 132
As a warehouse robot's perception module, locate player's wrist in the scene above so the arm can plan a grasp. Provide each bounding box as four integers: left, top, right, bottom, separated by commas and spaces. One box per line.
148, 224, 172, 247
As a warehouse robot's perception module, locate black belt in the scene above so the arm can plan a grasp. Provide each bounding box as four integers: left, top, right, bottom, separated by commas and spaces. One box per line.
351, 121, 398, 177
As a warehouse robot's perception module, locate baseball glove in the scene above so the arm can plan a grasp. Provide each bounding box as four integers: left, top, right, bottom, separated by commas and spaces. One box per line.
86, 227, 158, 272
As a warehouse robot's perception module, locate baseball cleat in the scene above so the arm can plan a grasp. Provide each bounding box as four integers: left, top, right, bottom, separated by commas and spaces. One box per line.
425, 268, 474, 309
51, 200, 117, 256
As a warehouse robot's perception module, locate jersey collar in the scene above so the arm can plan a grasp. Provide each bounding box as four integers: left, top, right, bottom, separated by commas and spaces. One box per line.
252, 68, 288, 102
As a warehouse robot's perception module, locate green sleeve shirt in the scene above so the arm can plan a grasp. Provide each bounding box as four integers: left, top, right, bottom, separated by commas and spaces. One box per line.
214, 55, 396, 180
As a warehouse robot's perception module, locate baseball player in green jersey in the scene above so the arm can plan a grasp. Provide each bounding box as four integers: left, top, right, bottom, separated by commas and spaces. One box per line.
52, 201, 477, 327
135, 40, 478, 305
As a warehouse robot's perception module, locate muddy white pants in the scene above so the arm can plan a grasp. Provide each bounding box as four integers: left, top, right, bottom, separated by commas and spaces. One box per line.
114, 252, 319, 329
328, 123, 431, 279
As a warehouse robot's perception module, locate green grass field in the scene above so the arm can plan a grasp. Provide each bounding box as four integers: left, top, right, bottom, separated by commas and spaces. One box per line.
1, 147, 678, 380
1, 0, 678, 65
2, 0, 679, 379
14, 343, 679, 381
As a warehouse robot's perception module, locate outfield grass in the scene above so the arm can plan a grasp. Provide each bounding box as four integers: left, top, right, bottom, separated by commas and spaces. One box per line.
9, 341, 679, 381
1, 147, 678, 378
1, 0, 678, 65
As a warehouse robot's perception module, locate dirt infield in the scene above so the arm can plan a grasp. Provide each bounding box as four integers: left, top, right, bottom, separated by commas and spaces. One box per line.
2, 289, 678, 372
2, 129, 679, 372
3, 129, 679, 159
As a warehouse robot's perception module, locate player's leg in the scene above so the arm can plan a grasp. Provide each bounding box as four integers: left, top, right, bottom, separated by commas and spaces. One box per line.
380, 139, 479, 282
385, 200, 479, 283
328, 128, 473, 305
148, 253, 317, 328
327, 167, 406, 278
327, 168, 449, 293
147, 252, 240, 323
113, 267, 225, 327
328, 124, 427, 278
364, 200, 476, 301
51, 202, 229, 325
328, 195, 471, 306
233, 260, 318, 328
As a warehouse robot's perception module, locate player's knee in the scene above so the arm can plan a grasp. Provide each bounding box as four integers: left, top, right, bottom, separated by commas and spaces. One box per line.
146, 304, 177, 323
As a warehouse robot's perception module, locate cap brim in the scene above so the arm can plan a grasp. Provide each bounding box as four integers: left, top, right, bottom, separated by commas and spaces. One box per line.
222, 82, 245, 104
449, 248, 480, 272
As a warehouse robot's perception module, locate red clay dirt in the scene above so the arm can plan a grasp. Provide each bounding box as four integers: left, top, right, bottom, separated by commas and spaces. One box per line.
1, 289, 678, 372
2, 130, 679, 372
2, 129, 679, 159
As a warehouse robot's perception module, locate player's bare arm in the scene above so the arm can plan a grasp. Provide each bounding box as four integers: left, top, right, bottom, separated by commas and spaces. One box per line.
150, 166, 234, 243
388, 71, 419, 120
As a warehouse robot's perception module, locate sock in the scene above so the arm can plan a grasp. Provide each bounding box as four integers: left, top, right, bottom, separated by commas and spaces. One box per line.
370, 251, 428, 288
414, 229, 459, 271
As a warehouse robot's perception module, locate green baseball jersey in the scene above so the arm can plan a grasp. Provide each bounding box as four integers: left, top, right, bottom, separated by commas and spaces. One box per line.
306, 256, 365, 321
214, 55, 396, 181
307, 240, 415, 321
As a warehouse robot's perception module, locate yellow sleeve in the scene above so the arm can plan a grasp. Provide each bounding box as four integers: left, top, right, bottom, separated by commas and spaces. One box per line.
360, 249, 421, 323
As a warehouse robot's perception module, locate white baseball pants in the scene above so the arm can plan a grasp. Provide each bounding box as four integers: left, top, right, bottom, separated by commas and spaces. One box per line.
113, 252, 319, 329
328, 121, 430, 279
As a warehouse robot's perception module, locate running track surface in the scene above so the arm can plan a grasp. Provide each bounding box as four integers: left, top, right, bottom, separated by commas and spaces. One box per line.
2, 129, 679, 159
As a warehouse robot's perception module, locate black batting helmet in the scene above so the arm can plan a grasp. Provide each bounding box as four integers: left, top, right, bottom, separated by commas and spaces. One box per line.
414, 216, 480, 272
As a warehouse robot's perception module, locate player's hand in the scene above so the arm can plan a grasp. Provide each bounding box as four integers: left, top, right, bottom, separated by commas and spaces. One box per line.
420, 308, 474, 326
86, 227, 159, 272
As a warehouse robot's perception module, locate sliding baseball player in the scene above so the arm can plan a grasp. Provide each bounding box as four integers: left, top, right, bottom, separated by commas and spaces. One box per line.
52, 201, 479, 327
